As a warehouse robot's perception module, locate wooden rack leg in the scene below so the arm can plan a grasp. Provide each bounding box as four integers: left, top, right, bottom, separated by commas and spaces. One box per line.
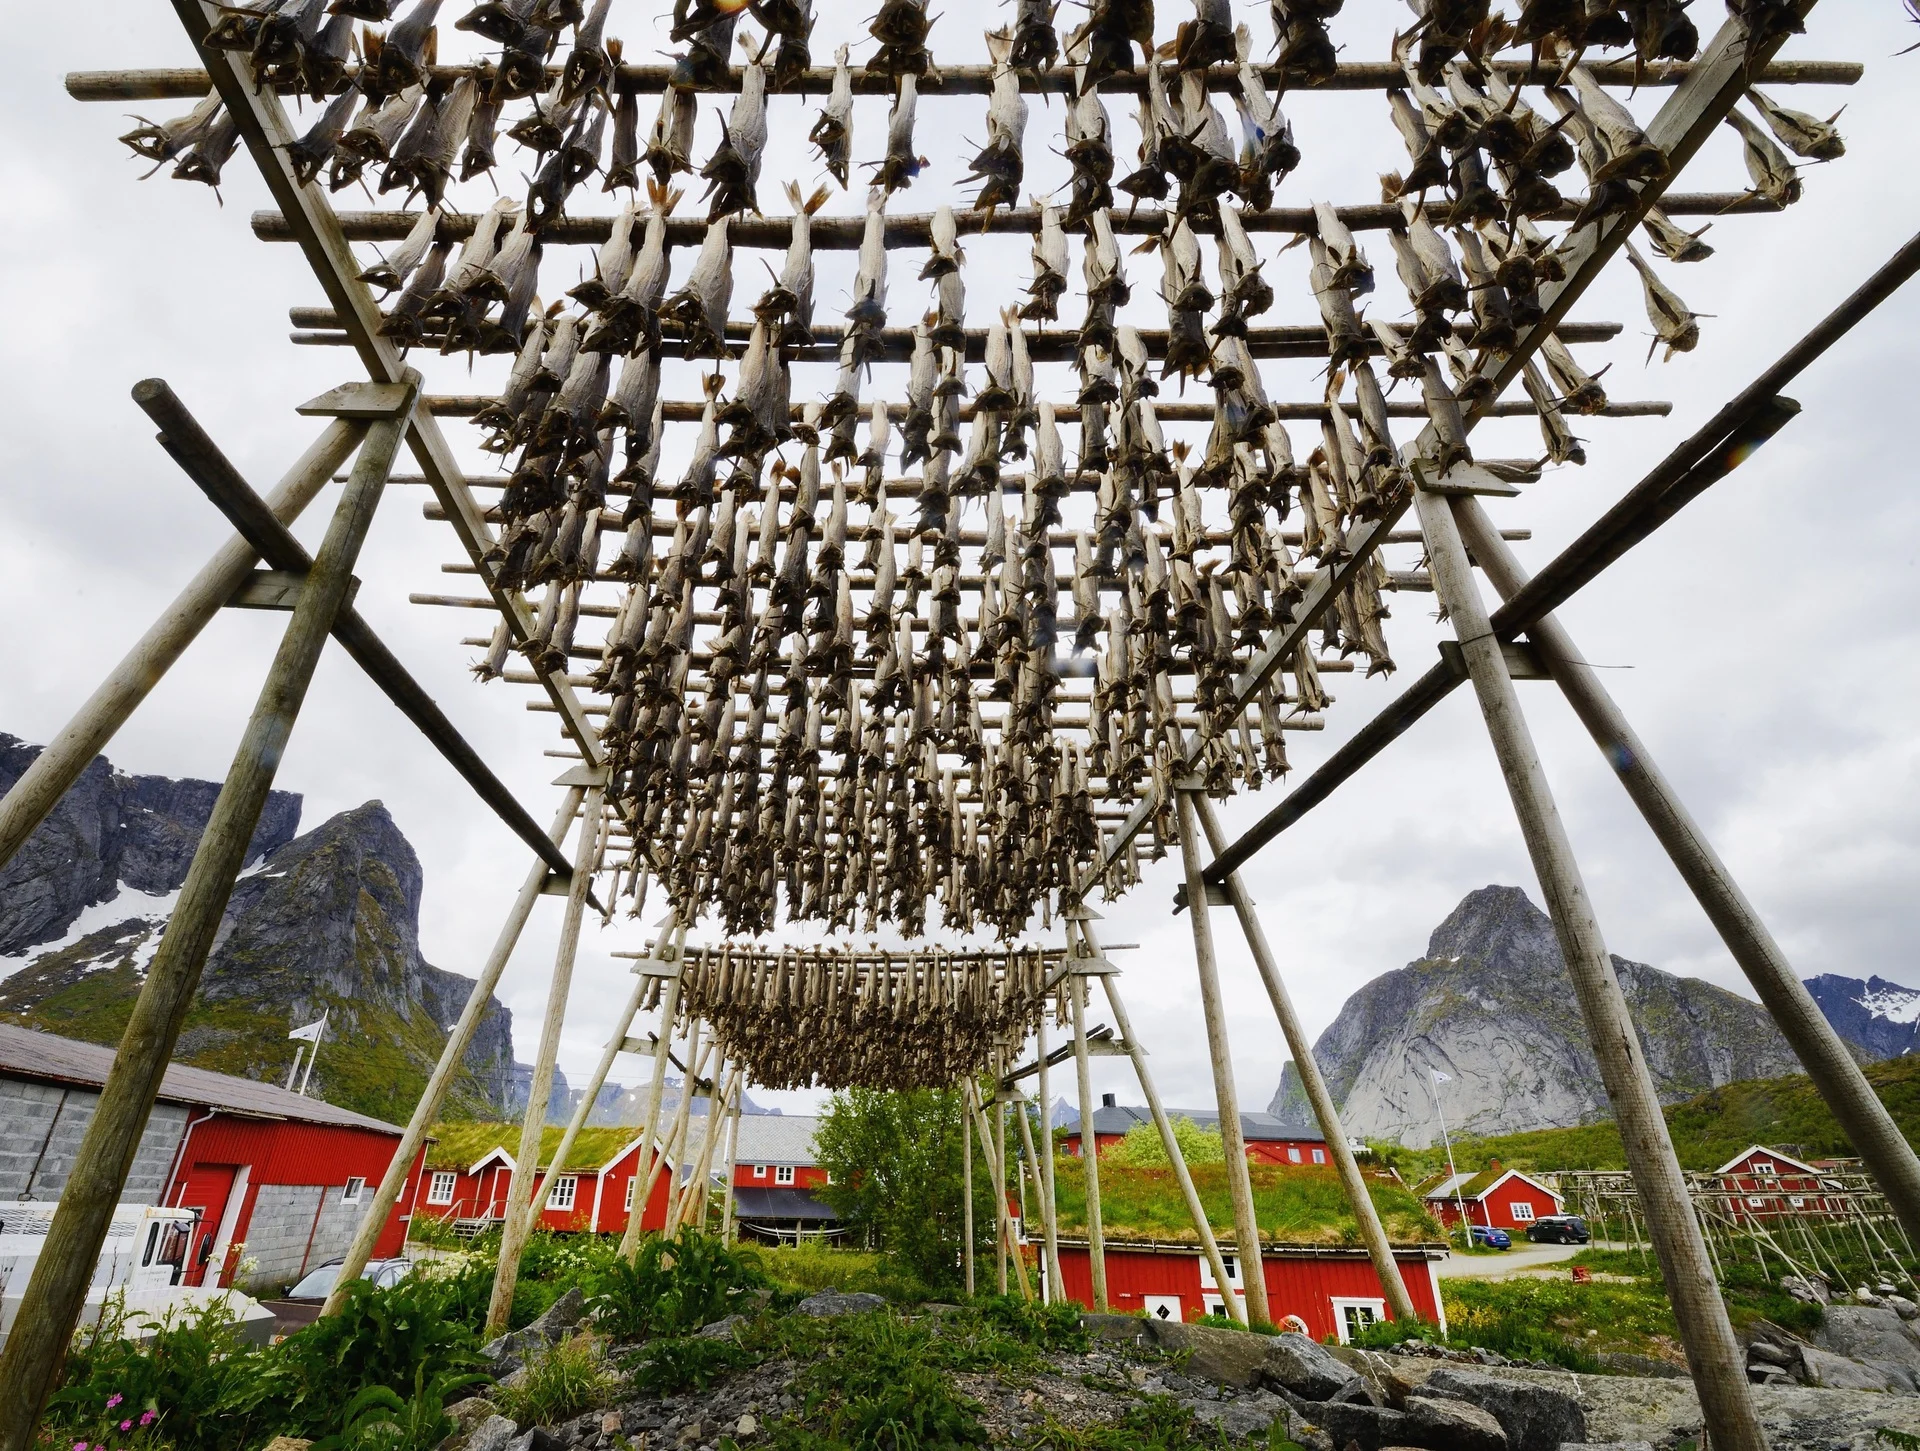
1069, 969, 1110, 1312
486, 783, 604, 1336
967, 1083, 1033, 1302
1173, 788, 1273, 1328
683, 1062, 734, 1232
0, 395, 412, 1449
1012, 1094, 1061, 1304
1453, 494, 1920, 1254
721, 1074, 744, 1245
1414, 483, 1764, 1451
1096, 962, 1245, 1326
962, 1090, 976, 1296
1187, 792, 1420, 1327
995, 1084, 1009, 1295
524, 959, 648, 1233
1033, 1013, 1064, 1303
0, 417, 363, 873
659, 1025, 711, 1234
619, 933, 685, 1259
325, 784, 584, 1316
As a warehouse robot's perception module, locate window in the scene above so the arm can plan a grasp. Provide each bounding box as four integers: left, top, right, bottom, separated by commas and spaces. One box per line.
1747, 1196, 1767, 1208
1753, 1162, 1776, 1176
775, 1166, 795, 1185
1509, 1201, 1536, 1222
753, 1164, 768, 1179
1789, 1196, 1806, 1209
426, 1172, 456, 1206
549, 1176, 577, 1211
1312, 1149, 1326, 1165
625, 1177, 636, 1211
1199, 1252, 1241, 1289
341, 1177, 366, 1205
142, 1223, 161, 1268
1331, 1298, 1386, 1345
1287, 1147, 1302, 1163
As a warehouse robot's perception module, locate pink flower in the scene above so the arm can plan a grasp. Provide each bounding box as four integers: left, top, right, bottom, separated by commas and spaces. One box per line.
139, 1412, 156, 1427
105, 1396, 122, 1410
73, 1440, 88, 1451
119, 1421, 133, 1432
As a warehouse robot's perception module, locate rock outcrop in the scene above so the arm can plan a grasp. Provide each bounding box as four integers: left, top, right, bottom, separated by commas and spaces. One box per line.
1803, 973, 1920, 1061
1270, 886, 1803, 1145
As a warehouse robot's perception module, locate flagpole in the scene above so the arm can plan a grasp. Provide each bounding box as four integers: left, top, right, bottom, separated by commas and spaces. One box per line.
285, 1044, 306, 1091
1428, 1071, 1467, 1244
298, 1010, 328, 1096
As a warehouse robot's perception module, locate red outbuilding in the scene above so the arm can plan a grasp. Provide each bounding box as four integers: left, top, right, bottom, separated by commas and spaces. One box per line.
417, 1124, 673, 1238
0, 1024, 420, 1293
1059, 1096, 1333, 1167
1055, 1239, 1448, 1341
1421, 1165, 1564, 1233
1706, 1145, 1843, 1222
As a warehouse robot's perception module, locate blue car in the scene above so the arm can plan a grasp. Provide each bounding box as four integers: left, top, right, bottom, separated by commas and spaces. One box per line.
1469, 1225, 1512, 1250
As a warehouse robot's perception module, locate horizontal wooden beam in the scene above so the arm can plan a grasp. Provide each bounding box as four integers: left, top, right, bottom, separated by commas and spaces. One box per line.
67, 57, 1862, 104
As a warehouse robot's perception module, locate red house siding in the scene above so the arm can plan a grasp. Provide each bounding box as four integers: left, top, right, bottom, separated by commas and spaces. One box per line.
1056, 1244, 1445, 1340
417, 1144, 684, 1238
735, 1163, 829, 1189
1428, 1174, 1561, 1232
1712, 1152, 1837, 1221
1061, 1134, 1328, 1166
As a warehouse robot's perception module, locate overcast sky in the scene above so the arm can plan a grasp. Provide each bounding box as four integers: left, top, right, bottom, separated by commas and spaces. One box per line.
4, 5, 1915, 1122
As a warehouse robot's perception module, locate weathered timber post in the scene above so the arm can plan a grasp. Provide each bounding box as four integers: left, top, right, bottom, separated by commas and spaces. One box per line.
326, 783, 586, 1315
0, 417, 363, 872
619, 924, 686, 1259
1413, 478, 1764, 1451
1186, 792, 1420, 1325
721, 1072, 744, 1245
1033, 1011, 1064, 1303
994, 1073, 1009, 1295
486, 780, 605, 1336
1173, 787, 1272, 1327
0, 382, 416, 1450
962, 1086, 976, 1295
967, 1081, 1033, 1302
658, 1023, 710, 1235
1067, 957, 1109, 1312
1011, 1090, 1061, 1303
1453, 494, 1920, 1254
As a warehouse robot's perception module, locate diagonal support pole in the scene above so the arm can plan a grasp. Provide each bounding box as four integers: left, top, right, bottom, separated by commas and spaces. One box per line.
0, 383, 416, 1450
966, 1080, 1034, 1302
324, 783, 586, 1317
1010, 1087, 1063, 1303
1186, 792, 1420, 1326
618, 919, 688, 1258
1413, 478, 1764, 1451
1453, 495, 1920, 1253
0, 416, 362, 872
1065, 947, 1109, 1312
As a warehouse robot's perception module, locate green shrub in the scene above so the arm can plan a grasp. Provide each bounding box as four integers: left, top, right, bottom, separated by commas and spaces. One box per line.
271, 1272, 484, 1431
311, 1368, 488, 1451
493, 1333, 617, 1428
1015, 1395, 1277, 1449
759, 1242, 936, 1304
1104, 1118, 1226, 1170
587, 1229, 769, 1341
624, 1335, 753, 1394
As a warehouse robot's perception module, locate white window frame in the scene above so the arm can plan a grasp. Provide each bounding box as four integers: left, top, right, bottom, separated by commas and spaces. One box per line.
1747, 1196, 1767, 1208
775, 1165, 796, 1186
753, 1164, 768, 1179
548, 1175, 577, 1211
1788, 1196, 1806, 1209
1202, 1293, 1244, 1319
1331, 1297, 1387, 1344
1287, 1147, 1302, 1163
1198, 1251, 1242, 1289
341, 1177, 366, 1205
426, 1171, 456, 1206
1753, 1162, 1776, 1176
1509, 1201, 1536, 1222
625, 1176, 637, 1211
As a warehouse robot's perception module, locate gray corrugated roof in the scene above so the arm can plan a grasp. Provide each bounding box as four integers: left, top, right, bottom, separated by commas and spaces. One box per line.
0, 1022, 403, 1136
681, 1113, 823, 1168
1076, 1105, 1326, 1143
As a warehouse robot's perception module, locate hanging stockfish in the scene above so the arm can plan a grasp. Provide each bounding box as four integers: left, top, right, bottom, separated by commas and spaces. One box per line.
370, 0, 443, 98
1389, 199, 1466, 352
1231, 25, 1298, 210
1312, 201, 1372, 294
585, 179, 677, 354
869, 0, 935, 79
1308, 236, 1367, 370
1623, 240, 1701, 362
1270, 0, 1339, 88
808, 44, 855, 188
460, 68, 504, 180
668, 2, 741, 91
1453, 227, 1515, 354
1021, 204, 1070, 323
1521, 358, 1584, 467
1566, 68, 1668, 184
282, 92, 355, 184
1641, 206, 1715, 264
1068, 0, 1154, 92
661, 211, 733, 359
359, 204, 442, 295
846, 188, 891, 367
644, 85, 698, 184
568, 192, 637, 311
1118, 62, 1176, 207
1539, 333, 1608, 415
1723, 107, 1802, 208
385, 75, 475, 206
876, 74, 927, 193
1746, 88, 1845, 161
603, 64, 641, 190
700, 38, 771, 219
377, 237, 451, 347
967, 29, 1027, 213
756, 181, 829, 340
560, 0, 614, 103
330, 85, 424, 191
750, 0, 815, 89
1167, 71, 1241, 223
1010, 0, 1059, 72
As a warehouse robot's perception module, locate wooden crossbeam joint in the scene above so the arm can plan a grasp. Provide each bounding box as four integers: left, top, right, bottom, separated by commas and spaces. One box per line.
295, 380, 418, 419
226, 568, 361, 612
1438, 640, 1552, 682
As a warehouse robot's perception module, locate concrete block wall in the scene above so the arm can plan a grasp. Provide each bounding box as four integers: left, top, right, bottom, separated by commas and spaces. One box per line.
233, 1185, 371, 1293
0, 1078, 189, 1203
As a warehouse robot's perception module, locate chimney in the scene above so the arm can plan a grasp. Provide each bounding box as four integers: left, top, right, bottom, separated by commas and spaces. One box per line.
1101, 1093, 1116, 1109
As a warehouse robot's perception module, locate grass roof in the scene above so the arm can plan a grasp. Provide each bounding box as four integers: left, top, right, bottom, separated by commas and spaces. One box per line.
426, 1121, 641, 1173
1050, 1157, 1441, 1247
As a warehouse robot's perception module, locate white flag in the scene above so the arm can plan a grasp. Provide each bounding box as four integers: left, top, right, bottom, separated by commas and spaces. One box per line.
1431, 1070, 1451, 1083
288, 1019, 326, 1043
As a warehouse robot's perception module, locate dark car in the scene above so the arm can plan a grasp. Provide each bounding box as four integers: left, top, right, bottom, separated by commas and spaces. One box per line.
1525, 1214, 1592, 1245
1468, 1225, 1512, 1250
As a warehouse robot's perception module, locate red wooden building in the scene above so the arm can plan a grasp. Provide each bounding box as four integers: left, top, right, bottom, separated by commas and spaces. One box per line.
418, 1124, 672, 1236
0, 1024, 419, 1293
1706, 1145, 1842, 1221
1059, 1096, 1332, 1167
1421, 1166, 1564, 1232
1056, 1239, 1448, 1342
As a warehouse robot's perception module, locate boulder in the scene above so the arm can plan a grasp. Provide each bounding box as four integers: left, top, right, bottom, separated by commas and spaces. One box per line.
1797, 1345, 1904, 1393
794, 1290, 888, 1317
1816, 1305, 1920, 1378
458, 1418, 519, 1451
1275, 1387, 1413, 1451
1421, 1367, 1585, 1451
527, 1287, 587, 1338
259, 1440, 312, 1451
1779, 1274, 1829, 1305
1146, 1320, 1269, 1390
1592, 1352, 1687, 1380
1186, 1389, 1292, 1440
1264, 1332, 1366, 1401
1892, 1296, 1920, 1322
694, 1314, 748, 1340
1403, 1394, 1508, 1451
1081, 1312, 1151, 1345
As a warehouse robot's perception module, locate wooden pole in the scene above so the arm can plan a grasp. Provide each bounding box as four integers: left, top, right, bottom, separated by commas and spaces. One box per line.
618, 934, 685, 1259
721, 1072, 744, 1245
961, 1089, 975, 1295
1068, 967, 1109, 1312
1453, 495, 1920, 1254
967, 1083, 1033, 1302
1033, 1012, 1064, 1303
995, 1080, 1009, 1295
524, 955, 649, 1231
1012, 1092, 1061, 1303
324, 784, 585, 1315
0, 417, 362, 873
0, 390, 414, 1449
1096, 964, 1245, 1326
1186, 792, 1420, 1326
682, 1062, 734, 1233
658, 1024, 710, 1234
1173, 788, 1272, 1328
1413, 480, 1764, 1451
486, 781, 604, 1336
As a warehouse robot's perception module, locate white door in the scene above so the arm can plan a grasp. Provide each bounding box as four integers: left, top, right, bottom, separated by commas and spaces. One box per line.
1142, 1295, 1184, 1324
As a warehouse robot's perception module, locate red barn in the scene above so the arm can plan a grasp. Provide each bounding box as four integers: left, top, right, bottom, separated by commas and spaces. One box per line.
1056, 1239, 1448, 1342
1707, 1146, 1841, 1222
1060, 1096, 1333, 1167
0, 1024, 419, 1293
1421, 1166, 1563, 1233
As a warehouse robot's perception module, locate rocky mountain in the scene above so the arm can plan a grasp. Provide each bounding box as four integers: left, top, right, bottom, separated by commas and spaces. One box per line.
0, 735, 513, 1124
1269, 885, 1805, 1147
1803, 975, 1920, 1061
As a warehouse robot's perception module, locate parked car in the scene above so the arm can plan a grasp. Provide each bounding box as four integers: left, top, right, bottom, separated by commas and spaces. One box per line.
1525, 1214, 1592, 1245
263, 1257, 414, 1335
1468, 1225, 1512, 1250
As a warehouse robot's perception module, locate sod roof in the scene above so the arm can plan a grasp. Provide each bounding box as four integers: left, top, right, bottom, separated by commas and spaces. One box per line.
425, 1121, 642, 1173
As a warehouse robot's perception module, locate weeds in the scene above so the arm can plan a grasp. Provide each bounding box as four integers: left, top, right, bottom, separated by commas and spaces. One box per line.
624, 1336, 754, 1395
590, 1230, 770, 1341
311, 1367, 487, 1451
1015, 1395, 1289, 1449
493, 1334, 618, 1427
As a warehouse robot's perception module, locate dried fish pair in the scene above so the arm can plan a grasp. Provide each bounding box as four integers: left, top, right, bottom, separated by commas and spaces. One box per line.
810, 45, 854, 187
966, 30, 1028, 213
699, 39, 770, 219
869, 0, 935, 79
661, 212, 734, 359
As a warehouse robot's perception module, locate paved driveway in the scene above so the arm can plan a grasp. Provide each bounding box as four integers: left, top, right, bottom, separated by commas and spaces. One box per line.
1434, 1242, 1585, 1280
